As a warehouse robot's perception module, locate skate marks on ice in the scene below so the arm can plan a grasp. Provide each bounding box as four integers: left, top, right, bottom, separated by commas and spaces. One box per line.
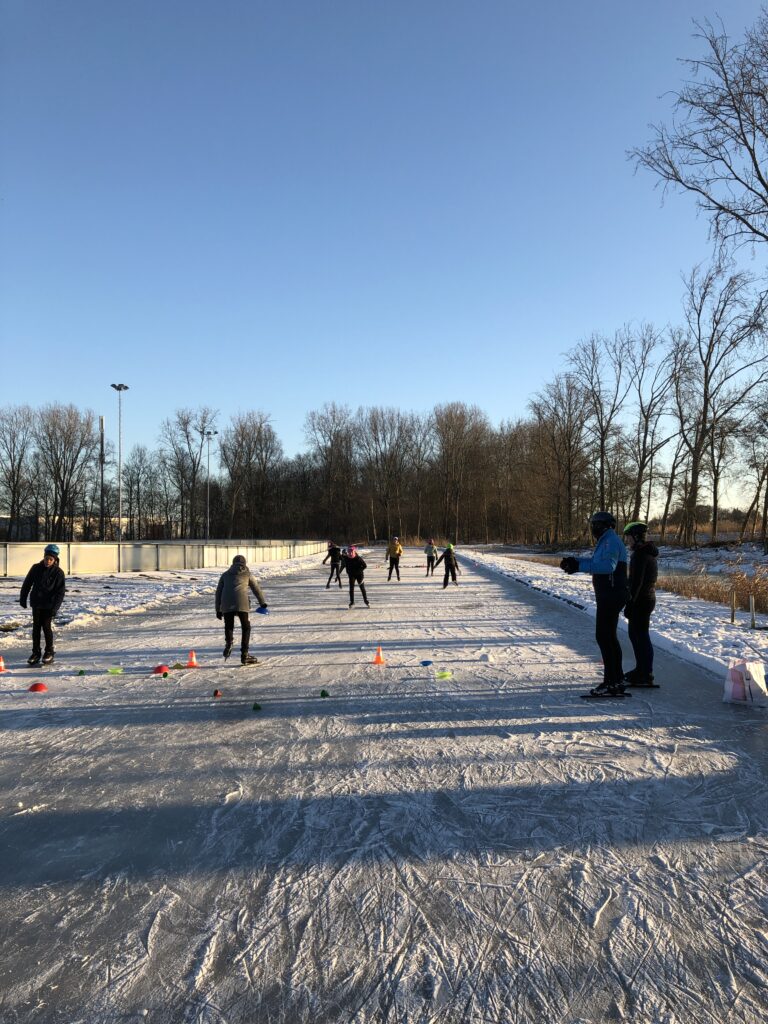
2, 554, 768, 1022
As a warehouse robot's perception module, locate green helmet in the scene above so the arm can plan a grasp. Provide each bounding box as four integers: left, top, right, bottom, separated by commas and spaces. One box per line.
623, 521, 648, 540
446, 543, 454, 550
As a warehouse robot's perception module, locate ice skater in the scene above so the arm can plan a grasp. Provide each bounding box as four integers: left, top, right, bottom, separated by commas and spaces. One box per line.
424, 538, 438, 576
435, 543, 460, 588
385, 536, 403, 580
344, 545, 370, 607
215, 554, 268, 665
622, 521, 659, 687
560, 511, 629, 697
20, 543, 66, 665
322, 541, 343, 588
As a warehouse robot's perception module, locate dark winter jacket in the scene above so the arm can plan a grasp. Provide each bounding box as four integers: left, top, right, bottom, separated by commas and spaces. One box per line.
342, 554, 367, 581
215, 563, 267, 614
627, 541, 658, 604
323, 545, 342, 565
20, 559, 66, 615
435, 548, 458, 570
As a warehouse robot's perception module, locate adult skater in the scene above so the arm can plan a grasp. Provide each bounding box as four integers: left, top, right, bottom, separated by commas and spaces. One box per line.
215, 554, 268, 665
560, 511, 629, 696
622, 521, 659, 687
20, 543, 66, 665
435, 542, 460, 588
385, 536, 403, 581
322, 541, 343, 589
344, 545, 370, 607
424, 538, 438, 576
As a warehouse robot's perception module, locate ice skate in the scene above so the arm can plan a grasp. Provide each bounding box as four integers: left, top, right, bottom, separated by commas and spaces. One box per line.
241, 653, 258, 666
42, 651, 55, 665
27, 652, 41, 666
581, 680, 630, 700
223, 642, 233, 660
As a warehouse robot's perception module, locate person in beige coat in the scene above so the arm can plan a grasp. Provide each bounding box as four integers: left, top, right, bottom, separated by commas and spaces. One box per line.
215, 555, 268, 665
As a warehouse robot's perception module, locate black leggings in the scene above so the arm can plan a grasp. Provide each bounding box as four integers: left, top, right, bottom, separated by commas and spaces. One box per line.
426, 556, 435, 576
224, 611, 251, 653
388, 556, 400, 580
348, 577, 368, 604
442, 564, 457, 587
32, 609, 54, 655
595, 599, 624, 685
627, 598, 656, 677
327, 563, 341, 585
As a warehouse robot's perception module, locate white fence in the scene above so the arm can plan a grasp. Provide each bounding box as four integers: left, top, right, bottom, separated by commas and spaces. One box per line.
0, 540, 326, 577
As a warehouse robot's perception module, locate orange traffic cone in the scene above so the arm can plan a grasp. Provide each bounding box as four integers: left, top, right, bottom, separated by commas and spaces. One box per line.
186, 650, 199, 668
372, 645, 385, 665
0, 656, 6, 672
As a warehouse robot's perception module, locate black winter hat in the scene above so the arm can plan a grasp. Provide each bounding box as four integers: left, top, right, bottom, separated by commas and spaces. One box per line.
232, 555, 247, 566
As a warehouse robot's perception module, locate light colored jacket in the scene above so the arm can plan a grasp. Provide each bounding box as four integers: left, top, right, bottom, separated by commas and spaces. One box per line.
215, 564, 267, 614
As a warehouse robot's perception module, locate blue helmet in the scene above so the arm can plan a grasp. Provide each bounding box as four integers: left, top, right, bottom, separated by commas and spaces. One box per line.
44, 544, 60, 558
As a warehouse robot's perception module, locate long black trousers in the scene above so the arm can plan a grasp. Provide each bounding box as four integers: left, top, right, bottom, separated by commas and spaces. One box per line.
595, 599, 624, 685
224, 611, 251, 654
32, 609, 54, 655
627, 598, 656, 677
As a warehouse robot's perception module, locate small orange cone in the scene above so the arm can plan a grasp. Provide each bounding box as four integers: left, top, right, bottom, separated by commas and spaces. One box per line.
372, 645, 386, 665
186, 650, 199, 668
0, 656, 6, 672
28, 682, 48, 693
213, 689, 222, 698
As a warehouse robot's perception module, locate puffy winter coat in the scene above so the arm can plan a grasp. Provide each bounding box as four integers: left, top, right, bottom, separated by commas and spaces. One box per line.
20, 559, 66, 615
343, 554, 367, 581
385, 541, 403, 558
215, 564, 267, 614
628, 541, 658, 603
577, 529, 629, 603
424, 544, 438, 559
323, 544, 342, 565
435, 548, 458, 570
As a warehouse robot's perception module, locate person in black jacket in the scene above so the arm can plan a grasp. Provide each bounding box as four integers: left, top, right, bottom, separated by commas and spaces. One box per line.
622, 521, 659, 687
342, 545, 370, 607
20, 543, 66, 665
435, 543, 460, 588
322, 541, 343, 589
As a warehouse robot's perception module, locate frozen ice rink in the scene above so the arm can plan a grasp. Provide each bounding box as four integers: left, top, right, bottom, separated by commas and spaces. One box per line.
1, 551, 767, 1023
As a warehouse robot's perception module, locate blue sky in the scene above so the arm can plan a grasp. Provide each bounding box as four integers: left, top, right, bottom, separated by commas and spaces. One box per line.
1, 1, 762, 461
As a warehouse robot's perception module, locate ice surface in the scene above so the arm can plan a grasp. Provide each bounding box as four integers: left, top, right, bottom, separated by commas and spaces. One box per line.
0, 549, 767, 1023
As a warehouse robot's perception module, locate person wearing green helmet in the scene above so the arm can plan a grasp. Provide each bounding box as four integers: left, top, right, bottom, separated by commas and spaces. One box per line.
435, 542, 460, 588
622, 521, 659, 687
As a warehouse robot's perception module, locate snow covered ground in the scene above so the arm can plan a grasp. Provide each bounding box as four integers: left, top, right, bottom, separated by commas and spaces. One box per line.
1, 549, 767, 1023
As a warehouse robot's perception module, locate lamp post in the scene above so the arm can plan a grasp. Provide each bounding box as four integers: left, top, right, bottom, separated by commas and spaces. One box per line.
204, 429, 218, 541
110, 384, 129, 567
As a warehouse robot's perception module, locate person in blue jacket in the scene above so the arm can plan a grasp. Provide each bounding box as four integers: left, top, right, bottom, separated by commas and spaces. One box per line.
560, 511, 629, 696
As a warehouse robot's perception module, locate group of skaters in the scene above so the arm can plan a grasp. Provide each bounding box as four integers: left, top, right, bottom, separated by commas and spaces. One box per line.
560, 512, 658, 697
322, 537, 461, 606
16, 517, 656, 689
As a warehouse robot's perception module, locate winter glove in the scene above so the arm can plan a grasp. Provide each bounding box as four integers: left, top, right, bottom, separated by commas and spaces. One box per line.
560, 556, 579, 575
256, 605, 269, 615
216, 611, 223, 620
19, 599, 27, 608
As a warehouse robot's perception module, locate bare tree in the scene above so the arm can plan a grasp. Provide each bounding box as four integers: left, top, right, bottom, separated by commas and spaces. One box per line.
632, 11, 768, 253
568, 332, 631, 510
672, 265, 767, 544
33, 404, 100, 540
530, 375, 591, 542
432, 403, 489, 542
159, 407, 218, 538
0, 405, 36, 539
304, 403, 356, 538
355, 407, 410, 539
623, 324, 677, 520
